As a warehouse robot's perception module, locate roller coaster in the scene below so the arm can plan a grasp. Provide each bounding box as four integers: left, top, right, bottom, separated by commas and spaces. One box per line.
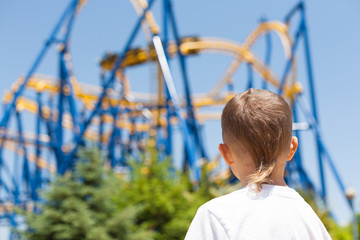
0, 0, 357, 238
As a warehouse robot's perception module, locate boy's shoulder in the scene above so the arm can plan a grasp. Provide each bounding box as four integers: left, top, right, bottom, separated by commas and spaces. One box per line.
200, 187, 249, 218
204, 187, 247, 209
206, 184, 302, 203
201, 185, 307, 218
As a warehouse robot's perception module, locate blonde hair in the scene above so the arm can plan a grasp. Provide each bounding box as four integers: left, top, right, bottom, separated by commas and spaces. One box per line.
221, 89, 292, 191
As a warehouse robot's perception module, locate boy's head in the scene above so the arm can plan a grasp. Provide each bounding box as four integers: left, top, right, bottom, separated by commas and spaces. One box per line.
219, 88, 297, 190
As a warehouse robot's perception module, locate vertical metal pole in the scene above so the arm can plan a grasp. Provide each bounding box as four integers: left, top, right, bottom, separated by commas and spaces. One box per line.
62, 1, 80, 139
63, 67, 80, 138
0, 110, 20, 206
118, 114, 126, 166
247, 63, 254, 89
55, 0, 78, 173
282, 3, 326, 200
163, 0, 173, 156
297, 94, 339, 204
109, 108, 117, 167
152, 35, 199, 180
128, 116, 136, 159
168, 0, 208, 160
46, 95, 63, 164
13, 148, 20, 203
99, 109, 104, 149
35, 92, 42, 193
297, 94, 325, 199
99, 74, 106, 150
163, 0, 169, 45
300, 6, 326, 201
301, 15, 319, 122
0, 142, 11, 196
57, 56, 66, 172
292, 104, 315, 190
15, 110, 34, 200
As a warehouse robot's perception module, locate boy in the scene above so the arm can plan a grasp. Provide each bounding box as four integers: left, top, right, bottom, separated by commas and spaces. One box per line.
185, 89, 331, 239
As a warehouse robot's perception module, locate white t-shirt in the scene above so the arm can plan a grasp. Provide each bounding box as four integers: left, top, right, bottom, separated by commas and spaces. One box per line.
185, 184, 331, 240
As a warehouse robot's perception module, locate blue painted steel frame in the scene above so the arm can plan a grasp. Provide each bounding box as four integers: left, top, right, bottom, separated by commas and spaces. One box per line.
279, 4, 357, 236
279, 1, 325, 198
61, 0, 201, 181
0, 1, 80, 236
61, 0, 157, 174
166, 0, 208, 161
0, 0, 77, 131
35, 92, 42, 195
152, 34, 199, 179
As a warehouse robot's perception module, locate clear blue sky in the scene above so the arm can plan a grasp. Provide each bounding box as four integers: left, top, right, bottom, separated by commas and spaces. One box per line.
0, 0, 359, 234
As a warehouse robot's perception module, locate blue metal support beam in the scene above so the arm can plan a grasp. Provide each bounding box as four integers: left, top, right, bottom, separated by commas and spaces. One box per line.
163, 0, 173, 157
109, 107, 117, 167
298, 93, 359, 239
56, 0, 79, 172
300, 9, 326, 202
284, 2, 304, 23
56, 57, 66, 170
167, 0, 208, 160
281, 1, 327, 202
247, 63, 254, 89
35, 92, 42, 193
292, 105, 316, 191
152, 34, 199, 180
15, 110, 35, 200
278, 2, 328, 203
296, 94, 350, 207
61, 0, 157, 174
0, 128, 20, 204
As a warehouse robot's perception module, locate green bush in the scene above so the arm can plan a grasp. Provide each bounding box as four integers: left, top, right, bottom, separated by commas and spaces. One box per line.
112, 147, 216, 240
21, 148, 152, 240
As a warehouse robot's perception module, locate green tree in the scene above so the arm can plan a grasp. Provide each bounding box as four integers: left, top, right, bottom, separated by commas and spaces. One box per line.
113, 147, 218, 240
22, 148, 152, 240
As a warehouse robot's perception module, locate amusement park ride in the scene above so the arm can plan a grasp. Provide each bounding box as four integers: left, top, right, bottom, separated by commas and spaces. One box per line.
0, 0, 357, 238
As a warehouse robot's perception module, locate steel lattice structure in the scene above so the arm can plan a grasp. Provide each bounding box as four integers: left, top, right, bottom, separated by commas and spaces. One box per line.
0, 0, 357, 238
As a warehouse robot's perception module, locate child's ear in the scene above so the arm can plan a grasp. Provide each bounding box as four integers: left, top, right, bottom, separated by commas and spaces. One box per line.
218, 143, 234, 166
287, 136, 298, 161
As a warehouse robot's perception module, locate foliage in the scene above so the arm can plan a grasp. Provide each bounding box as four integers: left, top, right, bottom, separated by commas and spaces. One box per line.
21, 148, 152, 240
113, 147, 218, 240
